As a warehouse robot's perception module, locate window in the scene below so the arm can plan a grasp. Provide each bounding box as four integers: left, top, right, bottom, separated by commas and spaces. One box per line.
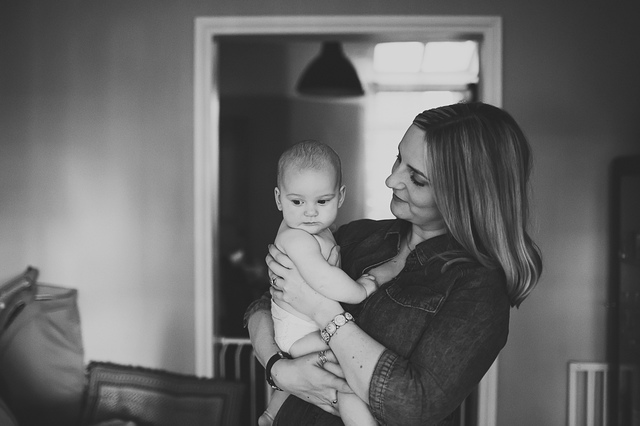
364, 41, 479, 219
371, 41, 479, 89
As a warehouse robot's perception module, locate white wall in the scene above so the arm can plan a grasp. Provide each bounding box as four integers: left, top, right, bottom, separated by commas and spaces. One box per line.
0, 1, 197, 374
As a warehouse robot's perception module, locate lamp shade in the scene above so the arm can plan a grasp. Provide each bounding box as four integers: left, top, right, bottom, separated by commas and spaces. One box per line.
296, 42, 365, 97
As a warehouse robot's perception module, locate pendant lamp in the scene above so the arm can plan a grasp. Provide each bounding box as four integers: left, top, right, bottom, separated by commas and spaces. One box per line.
296, 41, 365, 97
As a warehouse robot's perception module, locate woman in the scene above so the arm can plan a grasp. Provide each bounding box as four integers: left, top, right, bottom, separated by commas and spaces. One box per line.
245, 102, 542, 425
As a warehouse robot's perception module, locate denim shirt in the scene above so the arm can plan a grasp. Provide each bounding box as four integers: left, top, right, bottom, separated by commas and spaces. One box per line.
246, 219, 510, 426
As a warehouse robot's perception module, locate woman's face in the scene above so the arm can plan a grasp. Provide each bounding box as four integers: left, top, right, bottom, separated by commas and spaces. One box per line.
385, 125, 445, 232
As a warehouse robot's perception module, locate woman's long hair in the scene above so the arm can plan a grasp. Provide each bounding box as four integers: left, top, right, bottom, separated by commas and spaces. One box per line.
413, 102, 542, 307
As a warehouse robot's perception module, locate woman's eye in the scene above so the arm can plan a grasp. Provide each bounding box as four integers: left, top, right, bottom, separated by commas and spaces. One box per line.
410, 172, 427, 187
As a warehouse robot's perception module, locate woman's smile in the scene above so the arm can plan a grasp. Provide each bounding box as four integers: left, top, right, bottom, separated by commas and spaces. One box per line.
391, 193, 406, 203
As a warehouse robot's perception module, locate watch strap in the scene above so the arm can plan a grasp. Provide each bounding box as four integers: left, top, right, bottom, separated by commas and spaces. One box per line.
265, 351, 291, 391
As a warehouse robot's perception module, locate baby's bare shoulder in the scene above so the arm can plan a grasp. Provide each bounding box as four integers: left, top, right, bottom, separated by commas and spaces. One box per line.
276, 227, 314, 249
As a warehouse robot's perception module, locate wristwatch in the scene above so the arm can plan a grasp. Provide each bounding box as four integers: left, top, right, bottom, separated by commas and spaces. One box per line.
265, 351, 292, 391
320, 312, 354, 345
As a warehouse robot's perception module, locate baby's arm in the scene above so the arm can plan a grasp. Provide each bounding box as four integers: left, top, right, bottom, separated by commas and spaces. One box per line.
278, 228, 377, 304
355, 274, 377, 296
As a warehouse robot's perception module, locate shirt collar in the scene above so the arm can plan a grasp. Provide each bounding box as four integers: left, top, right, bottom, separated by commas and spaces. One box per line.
383, 220, 455, 265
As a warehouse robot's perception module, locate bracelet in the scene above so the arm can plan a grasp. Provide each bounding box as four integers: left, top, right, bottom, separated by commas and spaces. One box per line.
265, 351, 292, 391
320, 312, 354, 345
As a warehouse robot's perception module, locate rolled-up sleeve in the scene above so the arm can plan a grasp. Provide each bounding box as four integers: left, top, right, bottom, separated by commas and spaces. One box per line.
243, 291, 271, 328
366, 269, 510, 425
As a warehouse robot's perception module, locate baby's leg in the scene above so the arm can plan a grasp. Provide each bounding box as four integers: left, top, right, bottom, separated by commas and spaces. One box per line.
338, 392, 378, 426
288, 330, 327, 358
259, 390, 289, 426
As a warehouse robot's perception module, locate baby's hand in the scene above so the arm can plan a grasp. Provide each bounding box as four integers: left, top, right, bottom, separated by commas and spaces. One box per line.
356, 273, 378, 298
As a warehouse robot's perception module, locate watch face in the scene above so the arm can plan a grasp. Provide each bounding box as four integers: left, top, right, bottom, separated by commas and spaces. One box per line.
334, 314, 347, 326
326, 322, 337, 334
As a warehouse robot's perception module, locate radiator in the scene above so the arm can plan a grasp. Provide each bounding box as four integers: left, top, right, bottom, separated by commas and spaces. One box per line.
569, 362, 609, 426
216, 337, 270, 426
568, 362, 639, 426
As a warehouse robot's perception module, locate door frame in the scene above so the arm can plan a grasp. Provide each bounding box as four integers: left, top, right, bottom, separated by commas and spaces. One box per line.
193, 15, 502, 425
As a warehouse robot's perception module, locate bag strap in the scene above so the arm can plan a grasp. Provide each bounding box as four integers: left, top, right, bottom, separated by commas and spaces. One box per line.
0, 266, 39, 331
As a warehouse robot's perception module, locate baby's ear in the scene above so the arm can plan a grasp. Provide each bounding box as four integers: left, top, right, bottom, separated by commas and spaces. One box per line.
274, 187, 283, 211
337, 185, 346, 208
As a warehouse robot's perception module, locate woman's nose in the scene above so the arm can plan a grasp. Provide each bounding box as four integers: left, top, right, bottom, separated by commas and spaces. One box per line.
385, 168, 402, 189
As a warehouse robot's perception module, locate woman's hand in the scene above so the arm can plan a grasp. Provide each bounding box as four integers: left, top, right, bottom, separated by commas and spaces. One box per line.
327, 244, 341, 268
266, 244, 342, 326
271, 351, 352, 415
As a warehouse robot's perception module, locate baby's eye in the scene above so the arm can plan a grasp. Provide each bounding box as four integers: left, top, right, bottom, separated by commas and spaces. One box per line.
317, 200, 328, 205
291, 200, 302, 206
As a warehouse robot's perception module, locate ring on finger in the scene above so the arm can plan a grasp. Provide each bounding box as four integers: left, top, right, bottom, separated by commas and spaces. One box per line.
270, 277, 277, 288
331, 391, 338, 405
318, 350, 328, 367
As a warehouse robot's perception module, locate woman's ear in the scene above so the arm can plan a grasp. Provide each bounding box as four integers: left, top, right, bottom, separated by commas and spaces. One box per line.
337, 185, 346, 208
274, 187, 283, 211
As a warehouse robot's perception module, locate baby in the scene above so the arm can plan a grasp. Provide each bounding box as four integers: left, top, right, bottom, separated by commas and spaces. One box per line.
260, 140, 378, 426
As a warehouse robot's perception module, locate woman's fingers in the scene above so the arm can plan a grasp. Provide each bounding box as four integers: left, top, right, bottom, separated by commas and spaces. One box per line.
319, 350, 347, 380
267, 244, 294, 269
269, 286, 283, 302
323, 349, 338, 363
272, 352, 351, 414
323, 361, 346, 380
265, 253, 285, 277
326, 245, 341, 267
265, 250, 292, 289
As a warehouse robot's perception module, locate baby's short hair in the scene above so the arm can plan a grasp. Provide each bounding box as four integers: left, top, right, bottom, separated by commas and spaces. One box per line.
277, 140, 342, 188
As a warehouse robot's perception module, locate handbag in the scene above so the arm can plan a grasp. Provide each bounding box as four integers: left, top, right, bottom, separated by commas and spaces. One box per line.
0, 266, 86, 426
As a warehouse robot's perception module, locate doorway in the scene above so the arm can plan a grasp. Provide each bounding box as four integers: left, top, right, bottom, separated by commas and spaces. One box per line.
193, 15, 502, 425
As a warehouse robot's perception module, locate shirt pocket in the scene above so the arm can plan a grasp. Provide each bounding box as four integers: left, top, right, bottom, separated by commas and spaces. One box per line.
385, 282, 445, 313
363, 283, 446, 358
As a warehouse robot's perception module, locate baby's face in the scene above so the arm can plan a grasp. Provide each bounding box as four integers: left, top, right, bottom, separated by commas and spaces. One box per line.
275, 167, 345, 235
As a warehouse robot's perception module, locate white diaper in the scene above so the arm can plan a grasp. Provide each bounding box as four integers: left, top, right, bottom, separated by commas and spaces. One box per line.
271, 300, 319, 353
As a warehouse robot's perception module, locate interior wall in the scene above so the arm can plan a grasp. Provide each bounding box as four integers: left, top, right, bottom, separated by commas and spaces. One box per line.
1, 1, 639, 425
1, 1, 199, 374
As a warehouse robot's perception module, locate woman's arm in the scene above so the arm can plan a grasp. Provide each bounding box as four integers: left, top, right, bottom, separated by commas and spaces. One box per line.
317, 312, 386, 402
245, 304, 280, 367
